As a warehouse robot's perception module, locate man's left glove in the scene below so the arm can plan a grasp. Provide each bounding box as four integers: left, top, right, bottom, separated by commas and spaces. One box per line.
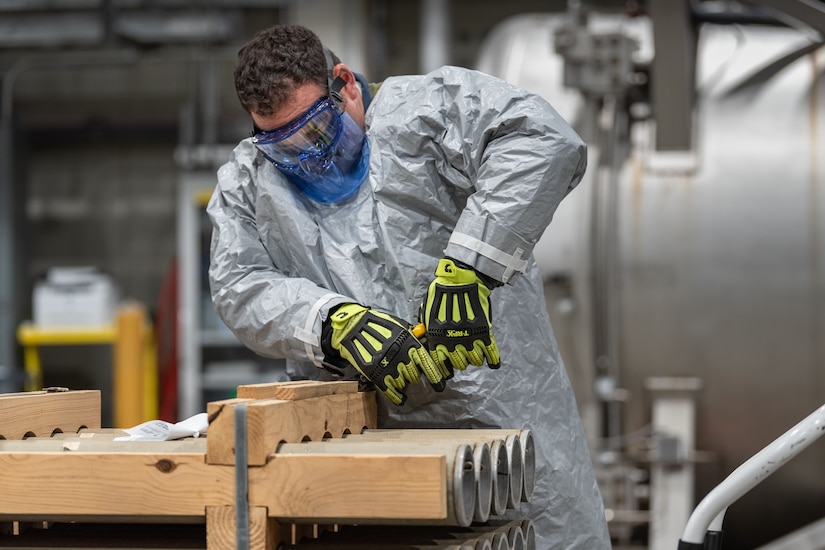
421, 258, 501, 371
326, 303, 446, 406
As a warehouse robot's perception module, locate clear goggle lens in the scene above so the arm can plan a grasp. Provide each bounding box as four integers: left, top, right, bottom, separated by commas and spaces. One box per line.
251, 97, 342, 168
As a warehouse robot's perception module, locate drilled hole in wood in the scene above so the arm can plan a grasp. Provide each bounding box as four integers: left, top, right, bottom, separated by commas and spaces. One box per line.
22, 432, 36, 440
321, 432, 333, 441
51, 428, 63, 437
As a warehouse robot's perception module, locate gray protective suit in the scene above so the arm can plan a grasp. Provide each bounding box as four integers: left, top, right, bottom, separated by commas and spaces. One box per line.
208, 66, 611, 548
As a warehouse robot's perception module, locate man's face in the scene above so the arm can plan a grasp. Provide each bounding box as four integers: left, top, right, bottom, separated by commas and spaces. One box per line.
251, 65, 366, 132
248, 70, 370, 204
251, 82, 326, 132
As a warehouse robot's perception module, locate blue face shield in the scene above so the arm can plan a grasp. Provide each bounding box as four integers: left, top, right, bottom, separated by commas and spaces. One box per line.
252, 96, 370, 205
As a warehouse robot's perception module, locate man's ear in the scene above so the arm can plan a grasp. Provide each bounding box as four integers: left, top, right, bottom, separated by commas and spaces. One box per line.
332, 64, 361, 104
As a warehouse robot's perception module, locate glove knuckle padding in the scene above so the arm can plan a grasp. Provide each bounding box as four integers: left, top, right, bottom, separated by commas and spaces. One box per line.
424, 259, 497, 369
331, 304, 444, 405
337, 310, 409, 384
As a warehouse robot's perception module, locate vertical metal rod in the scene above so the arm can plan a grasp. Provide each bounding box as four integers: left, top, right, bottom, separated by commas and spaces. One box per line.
234, 403, 250, 550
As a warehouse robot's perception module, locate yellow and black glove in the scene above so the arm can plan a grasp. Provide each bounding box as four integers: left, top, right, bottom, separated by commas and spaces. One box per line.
421, 258, 501, 372
324, 303, 445, 405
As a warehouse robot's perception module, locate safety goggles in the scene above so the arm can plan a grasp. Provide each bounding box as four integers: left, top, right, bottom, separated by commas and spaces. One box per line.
251, 96, 343, 169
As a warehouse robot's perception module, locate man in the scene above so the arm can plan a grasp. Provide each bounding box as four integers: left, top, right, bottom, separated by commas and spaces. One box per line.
208, 24, 611, 548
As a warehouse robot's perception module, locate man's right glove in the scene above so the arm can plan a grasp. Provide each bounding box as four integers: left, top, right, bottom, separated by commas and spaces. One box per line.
326, 303, 446, 405
421, 258, 501, 371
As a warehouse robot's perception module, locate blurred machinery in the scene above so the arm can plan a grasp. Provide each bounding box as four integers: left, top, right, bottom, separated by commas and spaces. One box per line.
477, 1, 824, 548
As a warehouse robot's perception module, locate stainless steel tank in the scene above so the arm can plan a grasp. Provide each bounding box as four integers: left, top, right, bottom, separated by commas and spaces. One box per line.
477, 12, 825, 548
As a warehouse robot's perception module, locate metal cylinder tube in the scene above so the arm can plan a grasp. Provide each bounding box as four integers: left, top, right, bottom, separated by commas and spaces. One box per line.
507, 524, 525, 550
471, 441, 492, 523
488, 438, 510, 516
520, 519, 535, 550
479, 531, 509, 550
350, 429, 527, 510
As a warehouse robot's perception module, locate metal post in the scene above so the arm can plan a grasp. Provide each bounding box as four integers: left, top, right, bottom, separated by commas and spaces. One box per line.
646, 376, 703, 550
0, 113, 14, 380
420, 0, 450, 73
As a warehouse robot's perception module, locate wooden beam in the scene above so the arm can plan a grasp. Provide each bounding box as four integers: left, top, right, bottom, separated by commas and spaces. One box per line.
206, 505, 282, 550
0, 390, 101, 440
249, 454, 447, 523
236, 381, 358, 401
0, 451, 446, 523
0, 452, 228, 518
206, 391, 377, 466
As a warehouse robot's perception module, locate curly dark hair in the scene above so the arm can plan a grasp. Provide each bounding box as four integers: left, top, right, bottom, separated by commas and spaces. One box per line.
234, 25, 340, 116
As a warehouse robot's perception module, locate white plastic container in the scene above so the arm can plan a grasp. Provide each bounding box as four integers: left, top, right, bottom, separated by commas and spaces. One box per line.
33, 267, 118, 328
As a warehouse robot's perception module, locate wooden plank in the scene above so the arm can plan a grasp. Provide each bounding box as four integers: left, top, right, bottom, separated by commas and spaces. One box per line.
206, 505, 281, 550
249, 454, 447, 523
206, 392, 377, 466
0, 452, 445, 523
0, 452, 229, 518
0, 438, 206, 453
0, 390, 101, 440
236, 381, 358, 401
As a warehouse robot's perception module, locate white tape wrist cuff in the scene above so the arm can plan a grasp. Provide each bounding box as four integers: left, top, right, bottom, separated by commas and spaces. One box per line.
448, 232, 527, 283
294, 292, 341, 368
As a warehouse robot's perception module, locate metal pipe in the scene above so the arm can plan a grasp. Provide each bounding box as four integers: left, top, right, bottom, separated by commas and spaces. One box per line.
470, 441, 492, 523
507, 524, 525, 550
420, 0, 450, 73
348, 429, 527, 510
279, 522, 524, 549
478, 521, 531, 550
520, 519, 535, 550
489, 438, 510, 516
488, 532, 508, 550
680, 403, 825, 544
276, 440, 476, 527
325, 433, 493, 521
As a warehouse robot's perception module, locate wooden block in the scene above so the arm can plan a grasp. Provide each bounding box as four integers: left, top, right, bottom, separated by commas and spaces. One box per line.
0, 438, 206, 453
206, 505, 282, 550
206, 392, 377, 466
0, 452, 230, 518
0, 390, 101, 440
0, 451, 446, 524
237, 381, 358, 401
250, 454, 447, 523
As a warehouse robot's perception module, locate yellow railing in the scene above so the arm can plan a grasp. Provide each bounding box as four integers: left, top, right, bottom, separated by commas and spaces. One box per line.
17, 302, 157, 428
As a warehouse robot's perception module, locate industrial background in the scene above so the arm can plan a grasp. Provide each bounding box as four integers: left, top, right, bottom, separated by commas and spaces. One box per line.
1, 0, 824, 549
